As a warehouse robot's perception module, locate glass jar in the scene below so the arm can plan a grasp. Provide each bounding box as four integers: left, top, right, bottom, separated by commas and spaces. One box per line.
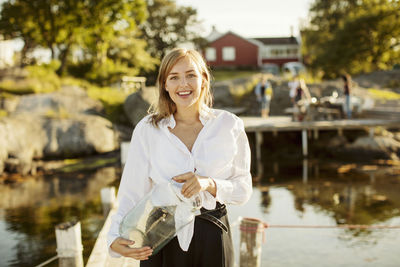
119, 181, 201, 255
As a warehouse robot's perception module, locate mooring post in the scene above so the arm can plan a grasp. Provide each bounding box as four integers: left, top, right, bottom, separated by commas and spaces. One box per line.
255, 131, 263, 177
301, 129, 308, 157
101, 187, 116, 217
239, 217, 265, 267
255, 131, 263, 162
55, 221, 84, 267
313, 128, 319, 140
303, 159, 308, 184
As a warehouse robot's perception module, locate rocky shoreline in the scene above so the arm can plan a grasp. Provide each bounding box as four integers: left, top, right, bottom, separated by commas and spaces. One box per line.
1, 70, 400, 177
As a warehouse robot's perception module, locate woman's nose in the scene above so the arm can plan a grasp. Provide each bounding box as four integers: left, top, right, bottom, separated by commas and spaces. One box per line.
179, 76, 187, 86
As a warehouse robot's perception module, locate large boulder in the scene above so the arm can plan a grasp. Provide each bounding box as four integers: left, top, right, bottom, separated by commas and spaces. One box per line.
8, 85, 104, 115
344, 135, 400, 160
0, 114, 119, 175
349, 136, 400, 153
42, 114, 118, 157
211, 81, 235, 108
1, 115, 47, 175
124, 87, 158, 126
212, 75, 259, 109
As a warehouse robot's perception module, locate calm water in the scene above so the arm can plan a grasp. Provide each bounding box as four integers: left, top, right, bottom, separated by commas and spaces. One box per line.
0, 160, 399, 266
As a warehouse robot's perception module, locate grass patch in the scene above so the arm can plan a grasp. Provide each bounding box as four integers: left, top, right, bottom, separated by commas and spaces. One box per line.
367, 88, 400, 100
56, 157, 119, 173
211, 70, 259, 82
61, 77, 132, 123
230, 76, 260, 101
44, 107, 70, 119
0, 109, 8, 118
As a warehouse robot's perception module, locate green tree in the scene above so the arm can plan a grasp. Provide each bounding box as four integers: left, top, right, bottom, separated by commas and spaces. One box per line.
139, 0, 205, 59
0, 0, 87, 70
78, 0, 158, 84
301, 0, 400, 78
0, 0, 157, 81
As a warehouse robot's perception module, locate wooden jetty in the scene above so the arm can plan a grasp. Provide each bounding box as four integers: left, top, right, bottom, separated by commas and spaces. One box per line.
241, 116, 400, 159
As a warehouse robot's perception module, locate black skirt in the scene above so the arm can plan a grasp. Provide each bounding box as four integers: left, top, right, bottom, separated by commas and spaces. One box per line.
140, 203, 234, 267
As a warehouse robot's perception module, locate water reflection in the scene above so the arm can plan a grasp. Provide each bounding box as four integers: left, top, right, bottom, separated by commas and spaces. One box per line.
0, 167, 120, 267
229, 158, 400, 266
1, 160, 399, 267
256, 159, 400, 233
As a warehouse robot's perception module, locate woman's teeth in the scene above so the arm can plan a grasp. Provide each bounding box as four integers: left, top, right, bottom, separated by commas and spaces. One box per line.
177, 91, 191, 96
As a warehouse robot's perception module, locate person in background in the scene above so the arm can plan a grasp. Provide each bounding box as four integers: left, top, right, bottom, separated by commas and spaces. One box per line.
108, 48, 252, 267
342, 74, 352, 119
289, 76, 311, 121
255, 75, 273, 118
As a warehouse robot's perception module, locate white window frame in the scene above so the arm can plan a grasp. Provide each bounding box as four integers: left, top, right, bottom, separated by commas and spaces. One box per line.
205, 47, 216, 61
222, 46, 235, 61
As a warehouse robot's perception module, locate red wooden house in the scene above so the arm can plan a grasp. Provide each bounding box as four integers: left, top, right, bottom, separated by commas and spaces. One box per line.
203, 31, 261, 69
204, 28, 301, 69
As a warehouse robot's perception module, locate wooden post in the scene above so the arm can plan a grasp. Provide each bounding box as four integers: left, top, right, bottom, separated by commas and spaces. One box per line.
255, 132, 263, 179
101, 187, 116, 216
302, 129, 308, 157
55, 221, 83, 267
313, 128, 319, 140
255, 132, 263, 162
302, 159, 308, 184
120, 142, 130, 166
239, 218, 265, 267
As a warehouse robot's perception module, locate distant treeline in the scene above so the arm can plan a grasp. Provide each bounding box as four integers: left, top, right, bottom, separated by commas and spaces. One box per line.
301, 0, 400, 78
0, 0, 206, 85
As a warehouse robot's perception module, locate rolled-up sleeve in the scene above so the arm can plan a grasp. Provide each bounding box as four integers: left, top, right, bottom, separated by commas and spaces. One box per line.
107, 118, 152, 257
213, 118, 252, 205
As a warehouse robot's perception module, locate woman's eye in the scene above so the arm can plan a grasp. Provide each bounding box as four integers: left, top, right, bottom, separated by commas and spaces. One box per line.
187, 74, 196, 78
169, 76, 178, 80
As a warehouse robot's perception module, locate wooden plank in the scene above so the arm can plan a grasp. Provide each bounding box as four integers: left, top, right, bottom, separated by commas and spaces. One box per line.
241, 116, 400, 133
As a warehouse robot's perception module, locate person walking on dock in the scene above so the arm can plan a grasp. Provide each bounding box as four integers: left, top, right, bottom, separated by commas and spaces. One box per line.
255, 75, 273, 118
342, 74, 352, 119
289, 75, 311, 121
108, 48, 252, 267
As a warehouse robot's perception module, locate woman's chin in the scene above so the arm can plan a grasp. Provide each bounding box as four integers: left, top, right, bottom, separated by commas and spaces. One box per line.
174, 99, 200, 110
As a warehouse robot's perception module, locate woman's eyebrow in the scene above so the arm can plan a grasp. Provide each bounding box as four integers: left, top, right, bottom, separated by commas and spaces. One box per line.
168, 69, 196, 76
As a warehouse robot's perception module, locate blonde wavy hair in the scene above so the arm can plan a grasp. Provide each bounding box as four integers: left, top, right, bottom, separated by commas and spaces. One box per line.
150, 48, 213, 127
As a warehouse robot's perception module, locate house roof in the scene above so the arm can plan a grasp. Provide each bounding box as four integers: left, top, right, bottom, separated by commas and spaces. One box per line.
253, 37, 299, 45
208, 31, 262, 48
206, 26, 223, 42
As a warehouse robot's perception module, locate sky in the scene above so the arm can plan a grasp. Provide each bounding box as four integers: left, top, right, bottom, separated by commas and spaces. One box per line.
175, 0, 313, 38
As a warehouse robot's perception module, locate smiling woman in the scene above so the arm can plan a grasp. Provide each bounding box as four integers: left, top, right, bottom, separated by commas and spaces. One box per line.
164, 57, 203, 113
108, 48, 252, 267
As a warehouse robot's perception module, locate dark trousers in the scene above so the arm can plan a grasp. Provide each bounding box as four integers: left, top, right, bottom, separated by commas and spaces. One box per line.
140, 212, 233, 267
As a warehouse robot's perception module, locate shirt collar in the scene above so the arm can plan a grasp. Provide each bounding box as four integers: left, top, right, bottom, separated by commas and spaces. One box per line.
161, 105, 214, 129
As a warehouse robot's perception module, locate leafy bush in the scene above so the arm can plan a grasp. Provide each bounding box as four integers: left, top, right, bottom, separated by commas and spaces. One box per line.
84, 59, 139, 87
0, 62, 61, 95
0, 79, 36, 94
367, 88, 400, 100
0, 109, 8, 118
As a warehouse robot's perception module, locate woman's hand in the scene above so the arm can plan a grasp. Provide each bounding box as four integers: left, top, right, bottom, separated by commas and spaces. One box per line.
110, 237, 153, 260
172, 172, 216, 198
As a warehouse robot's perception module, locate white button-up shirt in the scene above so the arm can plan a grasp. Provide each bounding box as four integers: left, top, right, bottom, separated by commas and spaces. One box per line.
107, 108, 252, 255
